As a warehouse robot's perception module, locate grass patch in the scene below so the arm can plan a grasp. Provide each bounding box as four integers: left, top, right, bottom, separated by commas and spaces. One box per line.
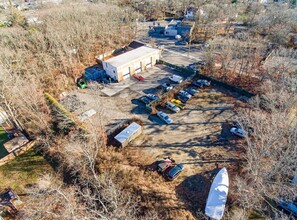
0, 147, 52, 193
0, 126, 9, 159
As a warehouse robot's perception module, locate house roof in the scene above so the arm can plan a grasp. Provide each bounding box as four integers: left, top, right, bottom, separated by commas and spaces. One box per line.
103, 46, 159, 68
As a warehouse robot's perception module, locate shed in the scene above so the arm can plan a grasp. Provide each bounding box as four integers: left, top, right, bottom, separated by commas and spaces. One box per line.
3, 136, 29, 153
114, 122, 142, 147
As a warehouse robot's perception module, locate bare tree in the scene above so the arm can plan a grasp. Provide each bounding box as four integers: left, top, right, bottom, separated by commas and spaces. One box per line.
233, 81, 297, 218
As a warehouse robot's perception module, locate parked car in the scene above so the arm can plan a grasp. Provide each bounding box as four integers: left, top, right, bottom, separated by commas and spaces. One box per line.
169, 75, 183, 84
146, 94, 159, 101
177, 94, 189, 103
185, 87, 198, 96
175, 41, 188, 46
232, 121, 254, 133
278, 198, 297, 217
139, 96, 151, 105
197, 79, 211, 86
192, 80, 203, 88
188, 64, 200, 72
178, 90, 192, 99
133, 74, 144, 81
196, 61, 206, 67
160, 83, 173, 92
193, 79, 210, 87
157, 111, 173, 124
157, 158, 175, 174
171, 99, 185, 109
166, 102, 180, 113
230, 127, 248, 138
166, 164, 184, 181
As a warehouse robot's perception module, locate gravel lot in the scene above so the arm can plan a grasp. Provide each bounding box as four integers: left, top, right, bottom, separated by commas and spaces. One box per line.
66, 64, 246, 219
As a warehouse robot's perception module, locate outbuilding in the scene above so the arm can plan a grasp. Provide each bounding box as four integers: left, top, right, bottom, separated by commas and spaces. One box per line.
114, 122, 142, 147
102, 46, 160, 82
3, 135, 29, 153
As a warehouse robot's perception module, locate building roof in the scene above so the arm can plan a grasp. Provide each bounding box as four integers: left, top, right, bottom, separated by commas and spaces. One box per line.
3, 135, 29, 153
103, 46, 159, 68
128, 40, 146, 49
114, 122, 141, 144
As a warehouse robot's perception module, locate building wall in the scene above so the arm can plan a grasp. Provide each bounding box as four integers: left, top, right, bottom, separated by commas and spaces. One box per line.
102, 62, 118, 81
105, 50, 160, 82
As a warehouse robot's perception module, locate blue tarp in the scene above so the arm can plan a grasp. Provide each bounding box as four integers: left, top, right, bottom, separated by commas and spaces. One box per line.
84, 65, 106, 81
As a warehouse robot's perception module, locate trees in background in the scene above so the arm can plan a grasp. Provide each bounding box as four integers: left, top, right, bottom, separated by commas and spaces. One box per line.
233, 80, 297, 218
0, 2, 136, 96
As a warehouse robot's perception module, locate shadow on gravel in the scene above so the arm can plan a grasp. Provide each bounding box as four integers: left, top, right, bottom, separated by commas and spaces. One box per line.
175, 169, 219, 219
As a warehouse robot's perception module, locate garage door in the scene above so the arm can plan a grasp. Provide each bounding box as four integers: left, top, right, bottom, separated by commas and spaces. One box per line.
122, 67, 130, 79
134, 62, 142, 74
146, 57, 152, 68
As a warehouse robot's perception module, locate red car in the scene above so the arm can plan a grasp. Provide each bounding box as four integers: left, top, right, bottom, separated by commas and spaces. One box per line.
133, 74, 144, 81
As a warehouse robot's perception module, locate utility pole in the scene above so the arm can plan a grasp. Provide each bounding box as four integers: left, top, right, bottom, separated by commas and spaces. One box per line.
188, 21, 195, 57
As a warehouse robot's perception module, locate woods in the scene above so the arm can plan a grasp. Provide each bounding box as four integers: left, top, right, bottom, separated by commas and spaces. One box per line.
0, 0, 296, 219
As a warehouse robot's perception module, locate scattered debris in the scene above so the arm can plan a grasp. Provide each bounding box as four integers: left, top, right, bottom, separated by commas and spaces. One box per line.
78, 109, 96, 122
60, 95, 86, 112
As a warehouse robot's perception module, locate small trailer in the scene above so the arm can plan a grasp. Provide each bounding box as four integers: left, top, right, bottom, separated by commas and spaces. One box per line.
114, 122, 142, 147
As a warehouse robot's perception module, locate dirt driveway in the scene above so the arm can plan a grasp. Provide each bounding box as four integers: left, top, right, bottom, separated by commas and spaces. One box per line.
65, 65, 246, 219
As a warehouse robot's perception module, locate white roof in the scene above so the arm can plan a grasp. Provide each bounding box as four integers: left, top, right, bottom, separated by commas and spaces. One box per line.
103, 46, 159, 68
205, 167, 229, 220
114, 122, 141, 144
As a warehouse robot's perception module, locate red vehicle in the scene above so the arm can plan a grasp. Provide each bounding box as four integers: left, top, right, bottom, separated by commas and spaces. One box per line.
133, 74, 144, 81
157, 157, 175, 174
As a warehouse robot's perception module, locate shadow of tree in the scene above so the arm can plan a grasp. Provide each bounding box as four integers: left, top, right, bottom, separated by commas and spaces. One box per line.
175, 170, 218, 218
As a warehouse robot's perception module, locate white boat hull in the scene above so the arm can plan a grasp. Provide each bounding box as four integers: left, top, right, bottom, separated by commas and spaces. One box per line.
205, 167, 229, 220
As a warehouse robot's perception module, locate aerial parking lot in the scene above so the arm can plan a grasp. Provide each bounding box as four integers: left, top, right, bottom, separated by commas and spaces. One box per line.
68, 64, 246, 218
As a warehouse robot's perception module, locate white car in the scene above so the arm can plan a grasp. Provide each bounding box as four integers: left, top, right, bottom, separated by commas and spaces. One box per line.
166, 102, 180, 113
196, 79, 210, 87
178, 90, 192, 99
157, 111, 173, 124
169, 75, 183, 84
230, 127, 248, 138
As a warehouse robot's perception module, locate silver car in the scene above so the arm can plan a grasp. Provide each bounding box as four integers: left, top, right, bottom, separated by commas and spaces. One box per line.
169, 75, 183, 84
178, 90, 192, 99
157, 111, 173, 124
230, 127, 248, 138
166, 102, 180, 113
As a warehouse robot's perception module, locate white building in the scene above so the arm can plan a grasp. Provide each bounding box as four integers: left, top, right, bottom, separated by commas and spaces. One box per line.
102, 46, 160, 82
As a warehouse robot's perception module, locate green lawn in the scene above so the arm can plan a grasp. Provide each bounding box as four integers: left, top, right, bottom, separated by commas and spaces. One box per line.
0, 148, 52, 193
0, 126, 9, 159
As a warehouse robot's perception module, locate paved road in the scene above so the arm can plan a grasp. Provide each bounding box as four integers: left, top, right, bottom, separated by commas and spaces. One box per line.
136, 21, 205, 67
